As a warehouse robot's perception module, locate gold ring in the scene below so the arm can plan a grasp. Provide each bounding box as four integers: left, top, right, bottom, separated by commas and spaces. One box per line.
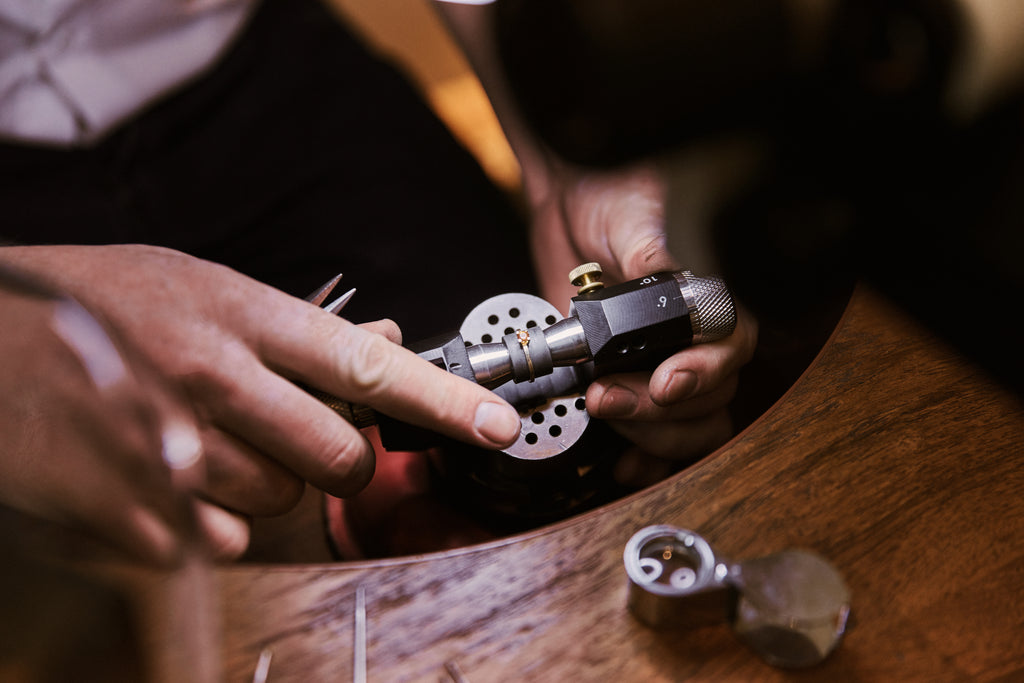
516, 328, 536, 382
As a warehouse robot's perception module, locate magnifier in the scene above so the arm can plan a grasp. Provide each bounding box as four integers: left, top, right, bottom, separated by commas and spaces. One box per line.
624, 525, 850, 668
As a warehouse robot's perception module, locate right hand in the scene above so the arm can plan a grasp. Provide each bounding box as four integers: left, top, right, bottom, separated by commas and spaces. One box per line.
2, 245, 522, 559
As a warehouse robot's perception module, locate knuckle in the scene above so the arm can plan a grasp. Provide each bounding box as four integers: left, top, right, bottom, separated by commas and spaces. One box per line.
336, 330, 396, 397
318, 433, 374, 498
177, 348, 251, 419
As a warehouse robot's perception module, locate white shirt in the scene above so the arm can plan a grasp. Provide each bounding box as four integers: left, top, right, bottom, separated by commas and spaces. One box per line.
0, 0, 255, 147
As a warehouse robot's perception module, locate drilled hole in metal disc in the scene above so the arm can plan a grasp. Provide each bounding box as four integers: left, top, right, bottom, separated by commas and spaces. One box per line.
460, 293, 589, 460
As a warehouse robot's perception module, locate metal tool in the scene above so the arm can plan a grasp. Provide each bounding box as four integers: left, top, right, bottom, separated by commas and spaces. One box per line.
443, 659, 471, 682
252, 649, 272, 683
354, 584, 367, 683
304, 265, 734, 522
304, 272, 356, 315
457, 264, 735, 390
624, 525, 850, 668
458, 292, 588, 459
308, 263, 735, 455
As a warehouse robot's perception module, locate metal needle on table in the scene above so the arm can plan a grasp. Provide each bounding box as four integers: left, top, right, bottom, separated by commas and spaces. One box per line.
354, 585, 367, 683
252, 649, 273, 683
443, 659, 471, 682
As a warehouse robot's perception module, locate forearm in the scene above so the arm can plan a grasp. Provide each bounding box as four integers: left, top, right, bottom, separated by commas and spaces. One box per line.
430, 1, 557, 205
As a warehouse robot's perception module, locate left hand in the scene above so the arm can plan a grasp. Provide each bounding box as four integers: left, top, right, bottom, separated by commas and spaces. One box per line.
526, 161, 759, 482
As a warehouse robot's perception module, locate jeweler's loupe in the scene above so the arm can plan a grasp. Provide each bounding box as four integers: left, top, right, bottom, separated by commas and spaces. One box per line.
624, 525, 850, 668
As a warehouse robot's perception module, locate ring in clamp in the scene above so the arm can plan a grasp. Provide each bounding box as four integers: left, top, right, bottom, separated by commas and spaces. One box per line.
516, 328, 536, 382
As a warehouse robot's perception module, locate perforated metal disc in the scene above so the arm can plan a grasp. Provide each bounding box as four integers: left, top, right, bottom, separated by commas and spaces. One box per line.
460, 293, 589, 460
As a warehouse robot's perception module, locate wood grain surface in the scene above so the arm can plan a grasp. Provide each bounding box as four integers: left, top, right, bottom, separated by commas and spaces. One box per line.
217, 285, 1024, 682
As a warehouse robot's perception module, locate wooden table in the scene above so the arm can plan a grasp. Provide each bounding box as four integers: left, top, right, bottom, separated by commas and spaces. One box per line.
217, 285, 1024, 681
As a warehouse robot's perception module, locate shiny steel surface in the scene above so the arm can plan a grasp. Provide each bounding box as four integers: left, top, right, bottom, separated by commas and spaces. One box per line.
674, 271, 737, 343
542, 316, 590, 367
466, 343, 513, 389
461, 293, 589, 459
624, 525, 733, 630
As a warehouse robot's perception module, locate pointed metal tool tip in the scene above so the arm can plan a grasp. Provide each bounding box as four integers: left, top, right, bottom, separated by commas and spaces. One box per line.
324, 287, 356, 316
304, 272, 344, 306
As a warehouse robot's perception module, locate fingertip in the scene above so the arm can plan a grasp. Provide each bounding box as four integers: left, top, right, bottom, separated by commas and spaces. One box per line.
587, 382, 639, 418
194, 501, 251, 561
379, 318, 402, 345
474, 401, 521, 448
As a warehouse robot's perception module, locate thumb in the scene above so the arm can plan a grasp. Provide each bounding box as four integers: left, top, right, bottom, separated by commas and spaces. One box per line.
611, 226, 679, 281
601, 168, 678, 280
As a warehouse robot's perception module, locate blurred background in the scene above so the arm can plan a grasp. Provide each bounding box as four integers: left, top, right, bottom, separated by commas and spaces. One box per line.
327, 0, 521, 193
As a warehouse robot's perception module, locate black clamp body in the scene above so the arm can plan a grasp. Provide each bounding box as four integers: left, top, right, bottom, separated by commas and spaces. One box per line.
572, 272, 695, 377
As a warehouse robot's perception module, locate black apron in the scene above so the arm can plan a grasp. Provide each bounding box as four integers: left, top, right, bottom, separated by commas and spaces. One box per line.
0, 0, 537, 340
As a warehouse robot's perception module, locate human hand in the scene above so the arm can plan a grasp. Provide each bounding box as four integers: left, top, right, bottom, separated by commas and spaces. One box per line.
2, 245, 522, 556
431, 0, 757, 481
586, 306, 758, 485
526, 162, 758, 480
527, 162, 677, 311
0, 266, 206, 565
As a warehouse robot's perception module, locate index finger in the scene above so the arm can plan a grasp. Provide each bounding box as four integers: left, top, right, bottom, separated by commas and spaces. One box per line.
262, 302, 522, 450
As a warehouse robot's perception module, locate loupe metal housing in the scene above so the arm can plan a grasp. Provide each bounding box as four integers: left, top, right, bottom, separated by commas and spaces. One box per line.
624, 525, 851, 668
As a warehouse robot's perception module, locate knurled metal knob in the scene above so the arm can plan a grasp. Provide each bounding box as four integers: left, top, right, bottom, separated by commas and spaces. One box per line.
569, 262, 605, 294
675, 271, 737, 344
307, 388, 377, 429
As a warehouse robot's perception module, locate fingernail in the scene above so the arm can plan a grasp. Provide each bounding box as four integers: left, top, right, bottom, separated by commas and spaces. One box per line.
660, 370, 698, 403
475, 402, 521, 446
596, 384, 638, 418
